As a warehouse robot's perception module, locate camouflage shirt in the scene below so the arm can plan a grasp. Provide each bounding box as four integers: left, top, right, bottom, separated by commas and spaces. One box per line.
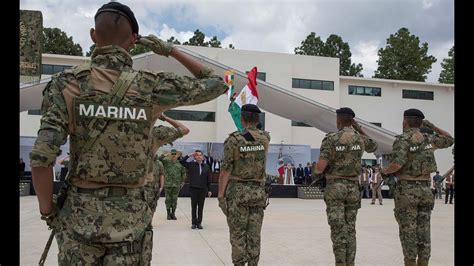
160, 156, 187, 187
221, 125, 271, 182
152, 158, 165, 186
30, 45, 227, 189
151, 126, 184, 155
146, 126, 184, 186
319, 126, 377, 179
390, 128, 454, 180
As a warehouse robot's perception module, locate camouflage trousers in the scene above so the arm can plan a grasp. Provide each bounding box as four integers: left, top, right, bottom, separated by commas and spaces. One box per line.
225, 181, 267, 266
394, 181, 434, 265
164, 186, 180, 209
144, 180, 161, 214
55, 186, 153, 265
324, 178, 361, 264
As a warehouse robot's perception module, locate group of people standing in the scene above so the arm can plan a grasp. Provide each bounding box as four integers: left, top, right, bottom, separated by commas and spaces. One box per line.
28, 2, 454, 266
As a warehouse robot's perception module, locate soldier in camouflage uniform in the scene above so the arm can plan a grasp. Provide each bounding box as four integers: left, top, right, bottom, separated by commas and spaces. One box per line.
142, 115, 189, 264
381, 109, 454, 266
160, 149, 187, 220
29, 2, 227, 264
314, 107, 378, 266
218, 104, 270, 266
145, 114, 190, 215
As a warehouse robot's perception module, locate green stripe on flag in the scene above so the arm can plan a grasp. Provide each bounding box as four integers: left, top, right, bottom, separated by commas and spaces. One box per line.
228, 101, 243, 132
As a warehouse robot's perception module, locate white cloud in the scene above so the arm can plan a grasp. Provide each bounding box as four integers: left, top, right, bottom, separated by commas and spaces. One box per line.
426, 40, 454, 83
351, 40, 381, 78
20, 0, 453, 83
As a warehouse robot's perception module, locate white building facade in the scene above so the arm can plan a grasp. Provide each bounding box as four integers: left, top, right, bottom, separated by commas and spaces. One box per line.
19, 46, 454, 173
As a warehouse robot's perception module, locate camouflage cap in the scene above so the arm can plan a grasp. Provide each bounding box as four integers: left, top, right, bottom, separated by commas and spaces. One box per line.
336, 107, 355, 118
241, 104, 261, 113
95, 2, 139, 34
170, 149, 178, 154
404, 108, 425, 119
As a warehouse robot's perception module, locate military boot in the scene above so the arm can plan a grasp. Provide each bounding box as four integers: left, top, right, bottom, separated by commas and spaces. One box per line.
335, 263, 346, 266
167, 208, 172, 220
404, 260, 417, 266
417, 260, 429, 266
171, 208, 177, 220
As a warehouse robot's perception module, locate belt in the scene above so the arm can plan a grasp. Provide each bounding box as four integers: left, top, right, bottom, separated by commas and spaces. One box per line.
71, 186, 131, 197
398, 180, 430, 185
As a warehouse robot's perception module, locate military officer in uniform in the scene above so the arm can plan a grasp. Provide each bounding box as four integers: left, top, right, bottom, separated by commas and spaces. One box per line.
29, 2, 227, 264
314, 107, 378, 266
218, 104, 270, 266
145, 113, 190, 215
381, 109, 454, 266
160, 149, 187, 220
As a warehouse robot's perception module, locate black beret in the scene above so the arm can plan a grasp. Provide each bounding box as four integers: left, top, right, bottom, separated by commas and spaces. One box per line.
241, 104, 261, 113
404, 108, 425, 119
336, 107, 355, 118
95, 2, 139, 34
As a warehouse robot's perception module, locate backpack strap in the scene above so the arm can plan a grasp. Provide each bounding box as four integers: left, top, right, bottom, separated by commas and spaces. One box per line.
81, 70, 138, 153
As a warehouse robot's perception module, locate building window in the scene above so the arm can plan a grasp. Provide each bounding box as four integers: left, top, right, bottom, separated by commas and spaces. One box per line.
348, 85, 382, 97
164, 110, 215, 122
292, 78, 334, 91
27, 109, 42, 115
291, 120, 312, 127
41, 64, 72, 75
370, 122, 382, 127
402, 89, 434, 100
246, 71, 266, 82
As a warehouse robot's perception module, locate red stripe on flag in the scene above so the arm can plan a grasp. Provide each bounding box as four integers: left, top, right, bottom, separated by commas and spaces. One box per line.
247, 67, 259, 99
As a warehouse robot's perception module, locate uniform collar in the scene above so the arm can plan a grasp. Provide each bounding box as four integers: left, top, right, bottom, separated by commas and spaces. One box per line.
339, 126, 354, 132
403, 127, 420, 133
91, 45, 133, 71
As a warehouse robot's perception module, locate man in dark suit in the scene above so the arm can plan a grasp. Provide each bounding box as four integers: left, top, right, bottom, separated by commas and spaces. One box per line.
296, 164, 304, 184
304, 162, 312, 185
180, 150, 212, 229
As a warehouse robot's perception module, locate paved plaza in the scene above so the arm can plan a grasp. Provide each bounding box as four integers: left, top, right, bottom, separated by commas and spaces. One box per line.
20, 196, 454, 265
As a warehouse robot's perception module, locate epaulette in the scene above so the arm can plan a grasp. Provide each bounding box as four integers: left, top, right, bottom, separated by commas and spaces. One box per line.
139, 69, 156, 76
68, 63, 91, 80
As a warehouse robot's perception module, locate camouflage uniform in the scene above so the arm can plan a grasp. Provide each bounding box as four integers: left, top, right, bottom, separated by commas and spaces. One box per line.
29, 44, 226, 264
221, 125, 271, 266
144, 126, 184, 214
160, 155, 187, 213
320, 126, 377, 266
390, 127, 454, 265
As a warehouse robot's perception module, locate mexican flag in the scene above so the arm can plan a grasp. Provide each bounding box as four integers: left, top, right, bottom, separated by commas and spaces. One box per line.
228, 67, 259, 132
224, 70, 235, 100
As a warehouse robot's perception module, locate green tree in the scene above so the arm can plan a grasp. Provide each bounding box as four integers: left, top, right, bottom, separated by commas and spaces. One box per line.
294, 32, 324, 56
129, 43, 152, 56
294, 32, 363, 76
182, 29, 232, 48
167, 36, 181, 45
374, 27, 437, 81
86, 44, 96, 57
183, 29, 206, 46
42, 27, 83, 56
208, 36, 221, 48
438, 46, 454, 84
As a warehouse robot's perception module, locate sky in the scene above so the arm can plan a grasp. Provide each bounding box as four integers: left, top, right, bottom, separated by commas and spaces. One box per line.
20, 0, 454, 83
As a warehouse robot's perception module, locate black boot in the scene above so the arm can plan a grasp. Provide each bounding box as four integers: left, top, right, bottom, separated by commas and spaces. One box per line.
171, 208, 177, 220
167, 208, 172, 220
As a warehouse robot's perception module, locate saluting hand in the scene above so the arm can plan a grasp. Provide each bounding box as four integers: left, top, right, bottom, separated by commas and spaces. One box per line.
137, 34, 173, 57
